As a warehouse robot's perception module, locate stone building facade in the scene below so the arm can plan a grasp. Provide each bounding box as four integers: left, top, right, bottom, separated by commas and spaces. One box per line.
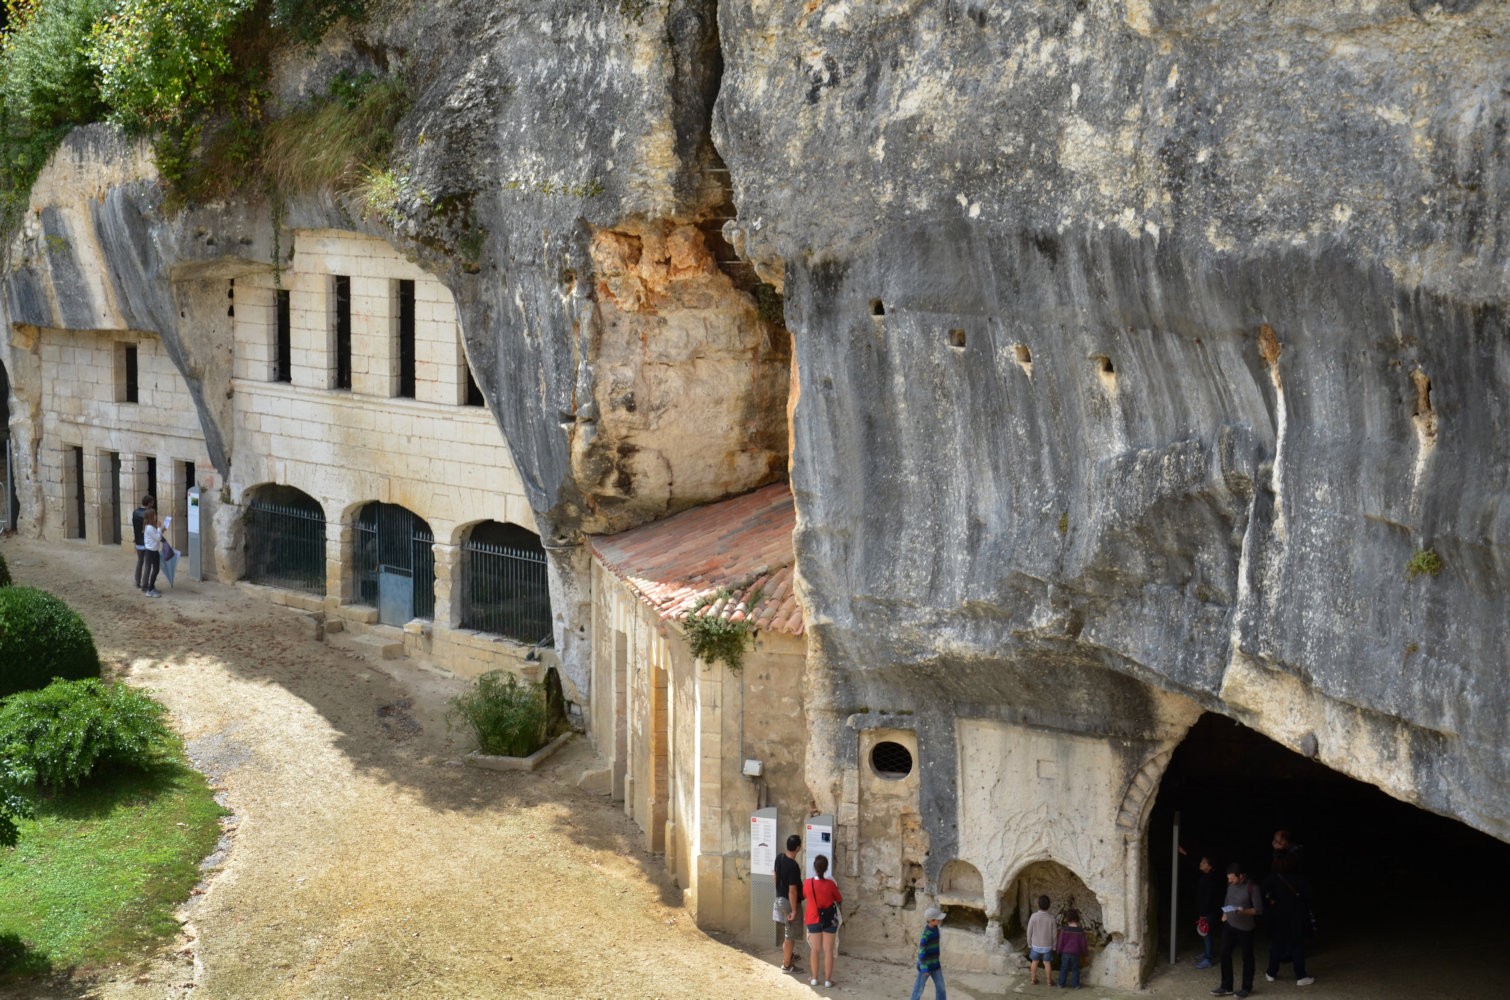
588, 484, 807, 938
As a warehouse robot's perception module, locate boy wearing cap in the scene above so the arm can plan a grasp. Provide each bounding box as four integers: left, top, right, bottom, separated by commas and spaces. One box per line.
909, 907, 947, 1000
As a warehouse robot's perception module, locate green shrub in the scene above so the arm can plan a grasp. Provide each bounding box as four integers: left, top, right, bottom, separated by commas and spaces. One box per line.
0, 0, 109, 226
447, 671, 548, 758
683, 586, 762, 673
0, 587, 99, 698
87, 0, 256, 132
270, 0, 367, 47
0, 756, 34, 848
0, 678, 172, 788
0, 550, 11, 588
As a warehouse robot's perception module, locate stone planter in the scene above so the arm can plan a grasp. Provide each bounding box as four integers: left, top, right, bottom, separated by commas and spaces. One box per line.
463, 731, 573, 773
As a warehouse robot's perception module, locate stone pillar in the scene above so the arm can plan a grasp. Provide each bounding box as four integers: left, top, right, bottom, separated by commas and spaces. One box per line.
431, 541, 459, 630
325, 517, 353, 609
81, 447, 105, 544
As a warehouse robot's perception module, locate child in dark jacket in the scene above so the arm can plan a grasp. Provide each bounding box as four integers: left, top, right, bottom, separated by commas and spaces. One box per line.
1055, 909, 1089, 989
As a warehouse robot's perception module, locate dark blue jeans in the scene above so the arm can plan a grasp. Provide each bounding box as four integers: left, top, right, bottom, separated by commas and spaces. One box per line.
909, 966, 946, 1000
1058, 954, 1081, 988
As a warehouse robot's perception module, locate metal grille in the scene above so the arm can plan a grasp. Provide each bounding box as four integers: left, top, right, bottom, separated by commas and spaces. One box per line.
870, 741, 914, 780
459, 539, 551, 642
412, 523, 434, 620
354, 517, 378, 605
246, 500, 326, 594
354, 503, 433, 621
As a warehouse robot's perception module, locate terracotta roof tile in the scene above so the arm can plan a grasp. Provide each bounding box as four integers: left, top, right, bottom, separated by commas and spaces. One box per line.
590, 483, 803, 636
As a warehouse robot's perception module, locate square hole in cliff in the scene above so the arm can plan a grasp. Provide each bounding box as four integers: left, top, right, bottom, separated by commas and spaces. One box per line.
948, 329, 967, 350
1014, 344, 1032, 376
870, 299, 886, 318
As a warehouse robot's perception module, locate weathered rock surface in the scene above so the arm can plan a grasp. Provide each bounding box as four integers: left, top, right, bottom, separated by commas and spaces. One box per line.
712, 0, 1510, 845
2, 0, 1507, 887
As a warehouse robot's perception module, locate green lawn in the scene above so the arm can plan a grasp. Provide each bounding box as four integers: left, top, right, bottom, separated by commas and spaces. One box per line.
0, 756, 226, 978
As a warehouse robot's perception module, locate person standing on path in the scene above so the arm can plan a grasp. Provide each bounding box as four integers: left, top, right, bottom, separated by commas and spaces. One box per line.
1026, 895, 1056, 985
774, 834, 804, 974
908, 906, 947, 1000
141, 509, 167, 597
1212, 862, 1263, 998
803, 854, 842, 988
132, 494, 155, 590
1055, 908, 1089, 989
1262, 853, 1315, 987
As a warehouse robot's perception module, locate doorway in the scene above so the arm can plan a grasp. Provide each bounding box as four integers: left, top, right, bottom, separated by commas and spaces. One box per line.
354, 502, 434, 626
1148, 712, 1509, 998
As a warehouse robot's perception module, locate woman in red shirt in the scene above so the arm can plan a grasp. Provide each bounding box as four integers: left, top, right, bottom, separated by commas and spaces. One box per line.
803, 854, 843, 987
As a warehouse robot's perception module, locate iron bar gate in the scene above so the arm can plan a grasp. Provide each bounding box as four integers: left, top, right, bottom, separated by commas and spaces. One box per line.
354, 503, 433, 624
459, 539, 550, 642
245, 500, 326, 594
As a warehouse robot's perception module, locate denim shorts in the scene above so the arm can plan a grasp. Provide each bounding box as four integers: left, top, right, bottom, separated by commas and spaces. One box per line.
1029, 946, 1053, 961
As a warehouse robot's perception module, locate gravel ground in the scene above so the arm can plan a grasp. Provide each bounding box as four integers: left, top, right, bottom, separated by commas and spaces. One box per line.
4, 536, 1489, 1000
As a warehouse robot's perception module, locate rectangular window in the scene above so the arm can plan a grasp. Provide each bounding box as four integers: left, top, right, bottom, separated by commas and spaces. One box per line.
464, 360, 485, 407
146, 456, 157, 507
69, 446, 86, 539
276, 289, 292, 383
125, 345, 138, 403
333, 275, 352, 390
397, 279, 416, 398
106, 451, 121, 545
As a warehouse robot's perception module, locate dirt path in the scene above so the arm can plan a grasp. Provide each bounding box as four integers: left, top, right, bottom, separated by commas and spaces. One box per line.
1, 537, 1028, 1000
5, 536, 1480, 1000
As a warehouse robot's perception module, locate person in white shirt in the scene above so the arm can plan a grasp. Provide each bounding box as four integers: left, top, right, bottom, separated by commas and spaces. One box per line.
141, 510, 170, 597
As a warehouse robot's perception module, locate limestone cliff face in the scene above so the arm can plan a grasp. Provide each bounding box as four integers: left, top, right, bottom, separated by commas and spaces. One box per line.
713, 0, 1510, 843
3, 0, 1508, 855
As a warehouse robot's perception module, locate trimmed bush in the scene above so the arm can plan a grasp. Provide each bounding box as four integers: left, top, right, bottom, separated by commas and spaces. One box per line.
447, 671, 548, 758
0, 677, 172, 788
0, 550, 11, 587
0, 586, 100, 698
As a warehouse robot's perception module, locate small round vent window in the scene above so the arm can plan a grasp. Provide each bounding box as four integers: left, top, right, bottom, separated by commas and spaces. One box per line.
870, 741, 914, 780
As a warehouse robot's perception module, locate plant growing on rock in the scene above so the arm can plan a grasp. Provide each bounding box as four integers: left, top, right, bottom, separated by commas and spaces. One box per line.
1405, 549, 1443, 579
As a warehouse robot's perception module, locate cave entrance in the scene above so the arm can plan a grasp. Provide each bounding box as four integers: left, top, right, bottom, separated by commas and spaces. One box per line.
1148, 712, 1508, 997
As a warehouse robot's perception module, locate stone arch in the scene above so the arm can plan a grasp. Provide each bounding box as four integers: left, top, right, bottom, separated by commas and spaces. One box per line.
455, 518, 552, 642
937, 858, 988, 932
353, 501, 435, 624
998, 859, 1105, 947
1115, 748, 1176, 836
242, 483, 327, 594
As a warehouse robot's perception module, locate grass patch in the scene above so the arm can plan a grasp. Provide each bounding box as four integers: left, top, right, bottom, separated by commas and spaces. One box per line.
1405, 548, 1443, 580
0, 753, 226, 978
263, 69, 408, 198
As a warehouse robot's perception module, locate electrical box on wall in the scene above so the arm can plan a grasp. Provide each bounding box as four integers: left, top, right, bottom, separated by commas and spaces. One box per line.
742, 759, 763, 777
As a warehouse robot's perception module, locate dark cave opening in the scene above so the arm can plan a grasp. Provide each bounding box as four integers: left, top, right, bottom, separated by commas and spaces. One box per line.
1148, 712, 1508, 999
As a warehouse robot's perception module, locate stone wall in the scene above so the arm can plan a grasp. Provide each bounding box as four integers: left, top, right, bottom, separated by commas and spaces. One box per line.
589, 559, 808, 938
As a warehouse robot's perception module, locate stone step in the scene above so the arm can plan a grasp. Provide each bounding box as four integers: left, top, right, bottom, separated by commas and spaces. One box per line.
347, 633, 404, 660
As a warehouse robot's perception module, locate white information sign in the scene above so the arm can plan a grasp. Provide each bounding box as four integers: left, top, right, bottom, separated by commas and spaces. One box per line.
750, 814, 777, 876
187, 491, 201, 534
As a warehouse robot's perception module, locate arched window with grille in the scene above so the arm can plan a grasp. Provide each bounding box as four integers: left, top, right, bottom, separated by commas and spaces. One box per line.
244, 485, 326, 594
460, 521, 552, 644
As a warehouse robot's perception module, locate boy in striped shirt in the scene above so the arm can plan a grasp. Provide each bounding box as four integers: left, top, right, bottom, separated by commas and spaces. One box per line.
910, 907, 947, 1000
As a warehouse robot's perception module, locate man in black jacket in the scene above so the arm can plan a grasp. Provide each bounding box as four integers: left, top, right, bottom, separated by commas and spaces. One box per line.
131, 494, 155, 590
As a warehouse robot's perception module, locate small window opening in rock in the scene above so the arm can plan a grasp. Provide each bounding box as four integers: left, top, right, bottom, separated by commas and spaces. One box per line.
870, 740, 914, 779
948, 329, 967, 350
1095, 354, 1114, 375
870, 299, 886, 318
942, 904, 989, 934
1014, 344, 1032, 375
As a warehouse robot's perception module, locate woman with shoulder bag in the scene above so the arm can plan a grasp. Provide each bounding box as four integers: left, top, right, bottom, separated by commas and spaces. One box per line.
804, 854, 843, 988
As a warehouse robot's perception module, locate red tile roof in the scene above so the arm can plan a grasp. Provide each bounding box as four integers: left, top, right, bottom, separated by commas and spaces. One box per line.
589, 483, 804, 636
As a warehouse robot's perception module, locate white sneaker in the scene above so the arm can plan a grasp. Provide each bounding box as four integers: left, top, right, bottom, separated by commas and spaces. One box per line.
809, 979, 817, 986
1266, 974, 1276, 983
147, 590, 161, 598
1297, 977, 1315, 987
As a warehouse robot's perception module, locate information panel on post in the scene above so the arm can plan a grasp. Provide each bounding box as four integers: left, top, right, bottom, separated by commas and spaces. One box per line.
805, 813, 834, 879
